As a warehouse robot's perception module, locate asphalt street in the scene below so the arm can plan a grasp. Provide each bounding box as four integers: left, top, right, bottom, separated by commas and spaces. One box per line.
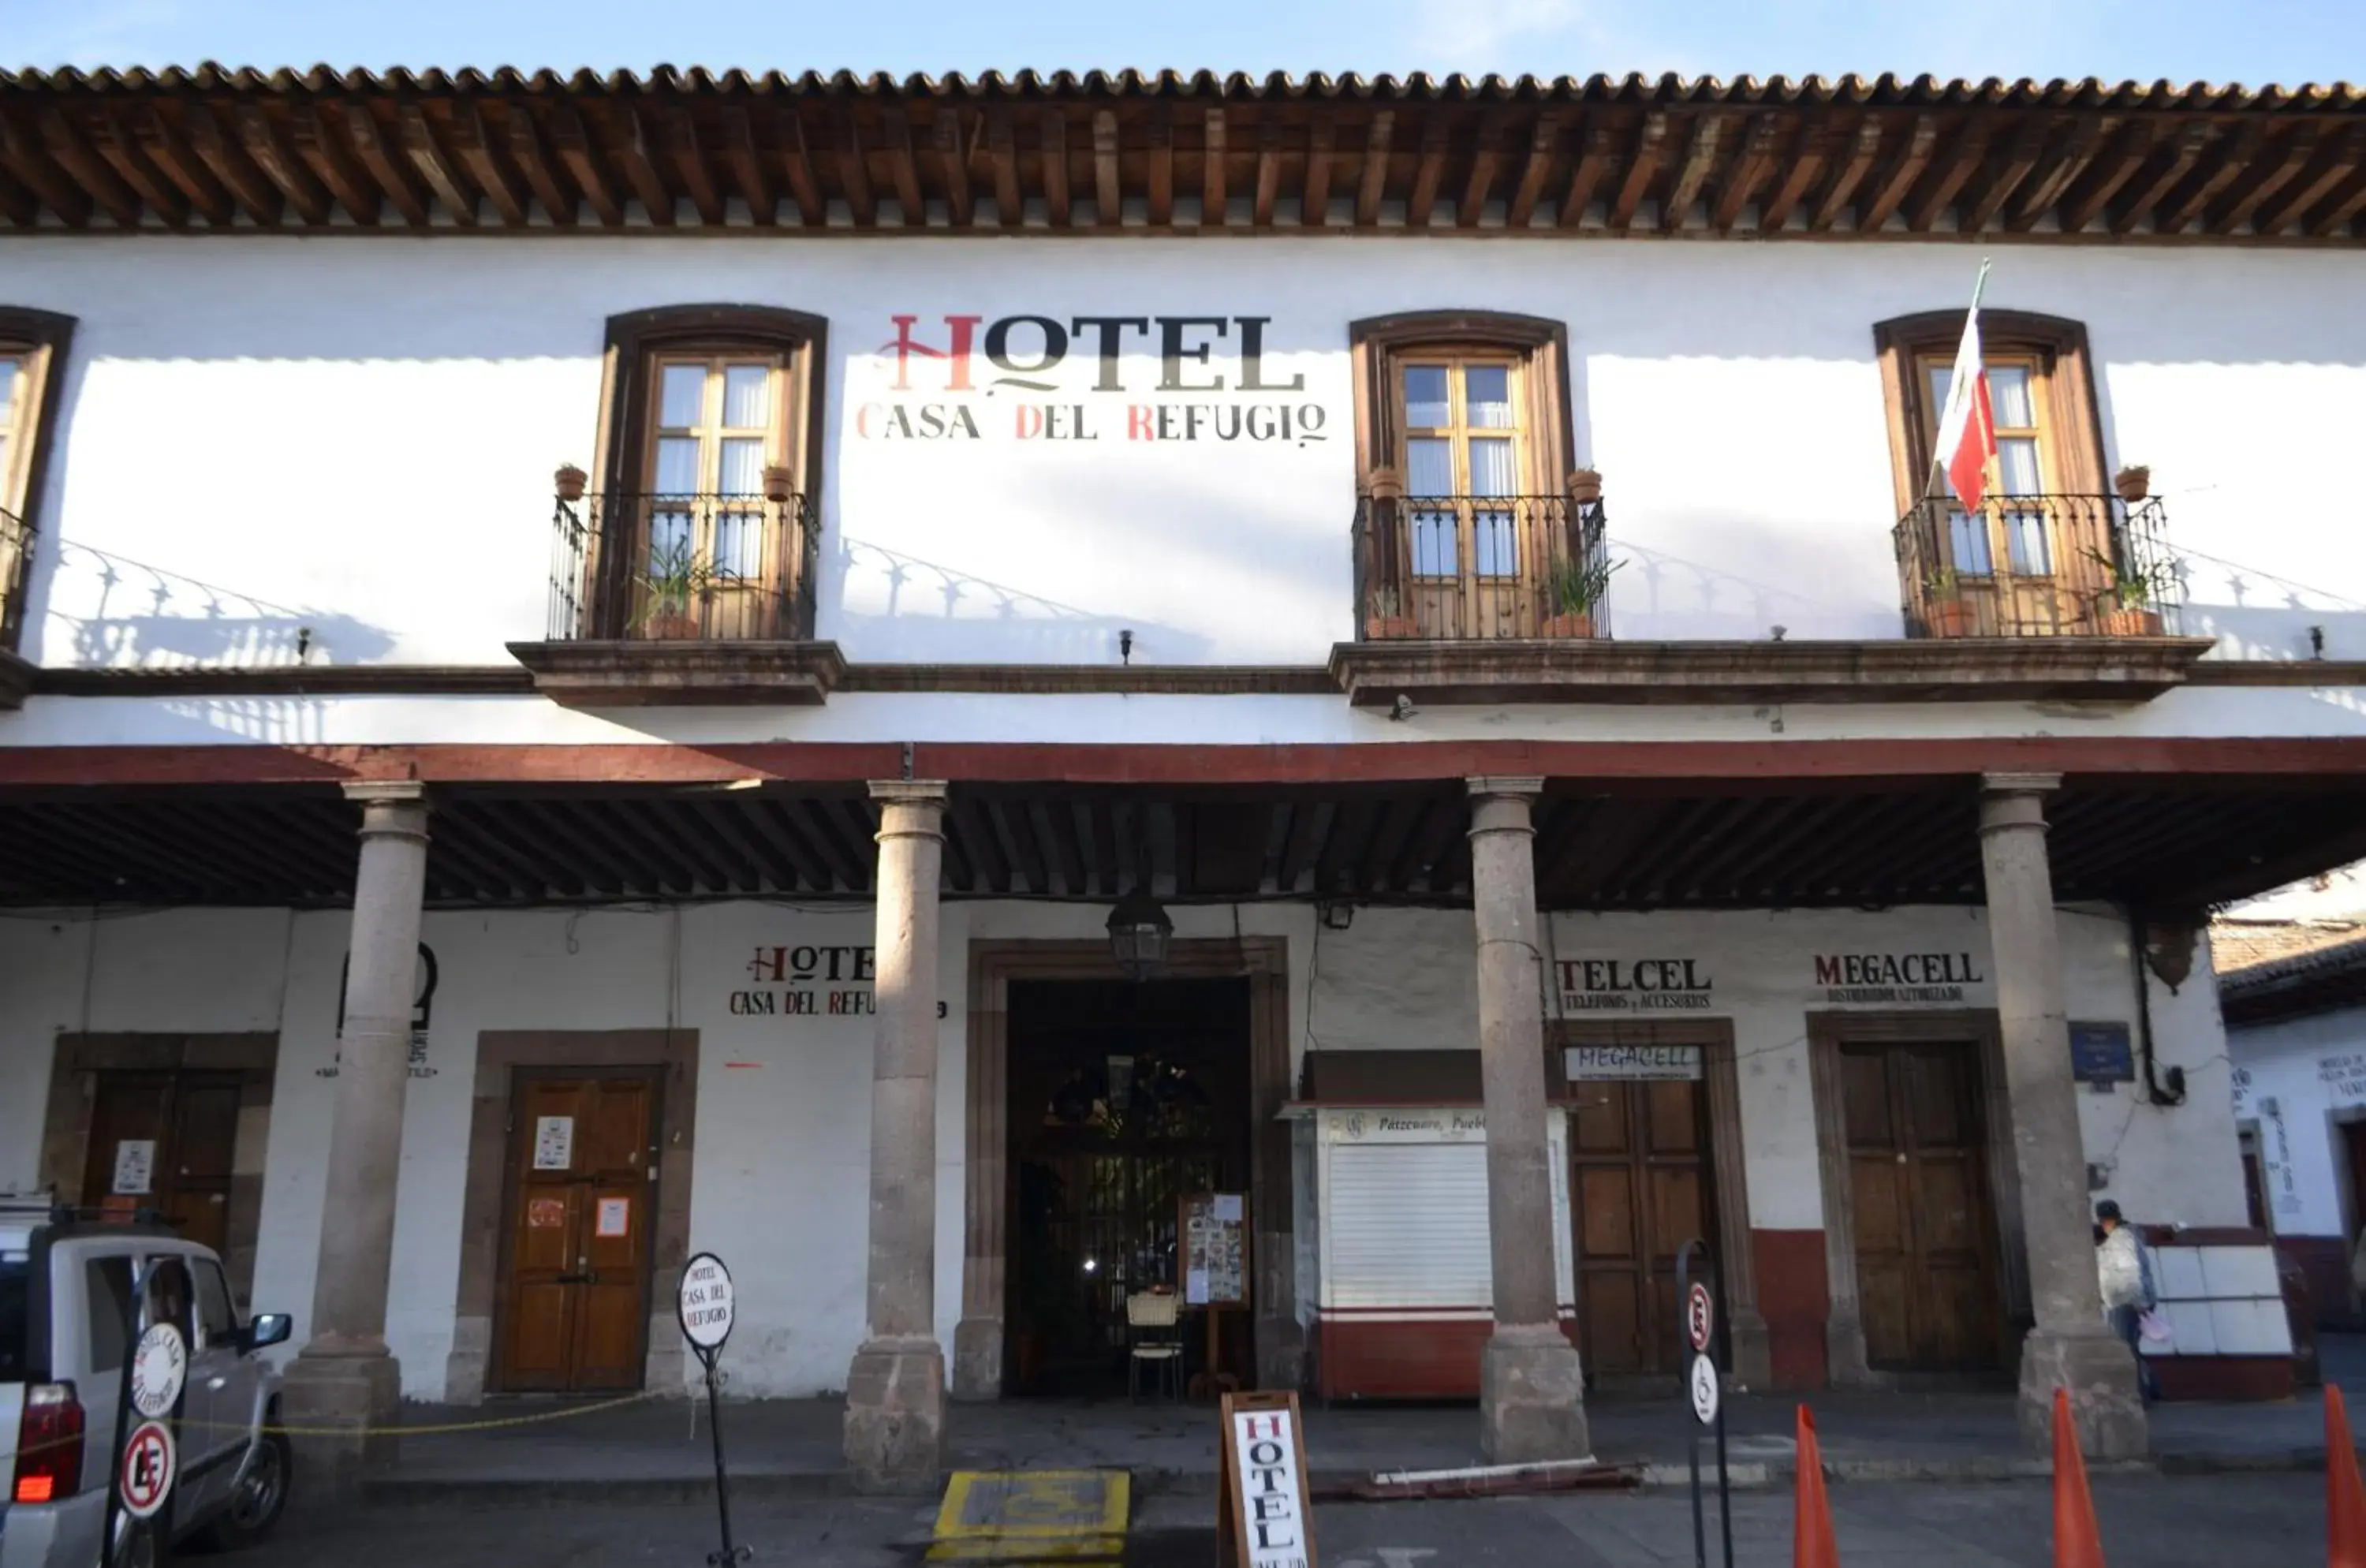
237, 1472, 2327, 1567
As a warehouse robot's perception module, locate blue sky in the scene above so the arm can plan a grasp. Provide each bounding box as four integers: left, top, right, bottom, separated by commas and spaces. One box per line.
9, 0, 2364, 86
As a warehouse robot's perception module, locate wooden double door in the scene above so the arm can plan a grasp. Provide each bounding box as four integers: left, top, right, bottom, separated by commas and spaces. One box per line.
82, 1071, 240, 1256
1842, 1041, 2003, 1372
1569, 1078, 1716, 1382
494, 1070, 662, 1393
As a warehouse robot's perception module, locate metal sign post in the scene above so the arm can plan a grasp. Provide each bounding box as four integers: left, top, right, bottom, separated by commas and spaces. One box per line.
1674, 1238, 1733, 1568
677, 1252, 751, 1566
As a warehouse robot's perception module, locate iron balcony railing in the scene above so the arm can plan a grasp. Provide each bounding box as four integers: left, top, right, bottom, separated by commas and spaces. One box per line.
1352, 491, 1613, 641
1894, 491, 2181, 639
0, 506, 28, 651
547, 491, 820, 642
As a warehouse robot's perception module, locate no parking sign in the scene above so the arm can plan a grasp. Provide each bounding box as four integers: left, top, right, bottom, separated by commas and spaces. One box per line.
118, 1420, 177, 1519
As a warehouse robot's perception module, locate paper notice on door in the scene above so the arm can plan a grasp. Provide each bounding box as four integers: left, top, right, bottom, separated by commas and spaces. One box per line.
595, 1197, 630, 1238
1211, 1193, 1242, 1223
1186, 1267, 1211, 1305
527, 1196, 566, 1229
112, 1139, 156, 1196
532, 1116, 574, 1170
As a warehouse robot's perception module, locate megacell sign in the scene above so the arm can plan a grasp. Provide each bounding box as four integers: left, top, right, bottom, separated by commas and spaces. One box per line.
858, 313, 1329, 445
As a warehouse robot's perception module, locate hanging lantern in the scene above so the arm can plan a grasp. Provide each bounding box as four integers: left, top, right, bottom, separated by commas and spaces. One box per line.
1106, 890, 1174, 980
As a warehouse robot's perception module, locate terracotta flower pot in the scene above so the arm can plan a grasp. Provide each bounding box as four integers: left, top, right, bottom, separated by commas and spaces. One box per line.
1539, 611, 1595, 640
2114, 465, 2151, 502
1924, 599, 1976, 638
2099, 607, 2163, 637
643, 610, 700, 640
1364, 614, 1420, 640
762, 464, 797, 504
554, 464, 588, 502
1566, 469, 1603, 506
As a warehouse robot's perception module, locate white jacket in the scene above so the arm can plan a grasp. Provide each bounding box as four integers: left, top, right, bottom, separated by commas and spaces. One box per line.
2096, 1226, 2150, 1310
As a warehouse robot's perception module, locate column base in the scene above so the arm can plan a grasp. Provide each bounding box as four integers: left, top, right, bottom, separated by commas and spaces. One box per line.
951, 1317, 1002, 1402
280, 1346, 401, 1505
1727, 1306, 1774, 1392
2017, 1327, 2148, 1461
1479, 1323, 1590, 1465
844, 1337, 946, 1493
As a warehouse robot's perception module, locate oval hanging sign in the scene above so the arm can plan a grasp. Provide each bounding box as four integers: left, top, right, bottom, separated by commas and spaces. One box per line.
677, 1253, 736, 1352
130, 1323, 188, 1421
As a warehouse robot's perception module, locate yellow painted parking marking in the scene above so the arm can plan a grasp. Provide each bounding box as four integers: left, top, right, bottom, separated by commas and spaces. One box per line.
927, 1469, 1128, 1562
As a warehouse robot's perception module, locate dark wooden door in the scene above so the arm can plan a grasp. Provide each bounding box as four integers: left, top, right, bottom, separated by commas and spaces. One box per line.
1843, 1043, 2001, 1372
1570, 1079, 1713, 1380
494, 1071, 661, 1393
84, 1071, 240, 1256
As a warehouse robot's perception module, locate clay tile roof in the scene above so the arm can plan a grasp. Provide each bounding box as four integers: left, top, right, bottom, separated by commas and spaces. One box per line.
2214, 917, 2366, 1022
1, 67, 2361, 237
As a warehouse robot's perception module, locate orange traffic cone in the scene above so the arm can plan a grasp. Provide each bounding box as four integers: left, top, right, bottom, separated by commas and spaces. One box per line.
2051, 1386, 2106, 1568
2328, 1385, 2366, 1568
1793, 1405, 1840, 1568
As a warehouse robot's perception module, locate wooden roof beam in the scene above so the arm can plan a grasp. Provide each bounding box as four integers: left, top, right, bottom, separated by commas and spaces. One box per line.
2260, 124, 2366, 235
133, 106, 230, 223
1146, 103, 1173, 226
1406, 114, 1450, 227
1857, 112, 1936, 231
1809, 115, 1884, 230
1458, 111, 1510, 227
1093, 108, 1121, 227
1355, 109, 1393, 226
2055, 118, 2158, 233
504, 106, 574, 225
39, 109, 141, 226
1908, 114, 1990, 232
1711, 112, 1780, 233
1201, 106, 1227, 226
398, 103, 479, 226
1659, 111, 1726, 232
2211, 124, 2316, 233
658, 107, 723, 226
1962, 114, 2051, 232
547, 105, 621, 226
1758, 119, 1830, 230
300, 106, 382, 225
934, 108, 972, 227
2157, 121, 2258, 234
2009, 116, 2102, 230
0, 160, 35, 226
1252, 116, 1280, 226
1304, 115, 1335, 226
771, 107, 823, 227
1609, 110, 1667, 232
2308, 162, 2366, 238
607, 105, 675, 226
987, 106, 1021, 228
1039, 106, 1069, 227
2110, 120, 2212, 234
88, 112, 191, 227
1506, 111, 1562, 228
879, 104, 924, 224
237, 106, 330, 226
186, 104, 280, 224
450, 103, 528, 226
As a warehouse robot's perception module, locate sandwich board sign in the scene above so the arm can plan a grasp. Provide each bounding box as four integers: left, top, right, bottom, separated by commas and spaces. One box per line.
1218, 1390, 1315, 1568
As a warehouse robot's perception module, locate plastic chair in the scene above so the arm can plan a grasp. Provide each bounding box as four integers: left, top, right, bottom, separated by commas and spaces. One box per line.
1125, 1290, 1184, 1402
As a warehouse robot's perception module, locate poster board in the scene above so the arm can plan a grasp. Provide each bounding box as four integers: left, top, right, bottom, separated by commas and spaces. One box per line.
1217, 1391, 1315, 1568
1181, 1191, 1249, 1308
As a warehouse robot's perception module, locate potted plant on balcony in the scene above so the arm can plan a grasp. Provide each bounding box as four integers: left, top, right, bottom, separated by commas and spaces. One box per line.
2084, 547, 2165, 636
554, 463, 588, 503
1539, 552, 1618, 640
1920, 569, 1976, 637
1365, 586, 1418, 640
636, 536, 715, 640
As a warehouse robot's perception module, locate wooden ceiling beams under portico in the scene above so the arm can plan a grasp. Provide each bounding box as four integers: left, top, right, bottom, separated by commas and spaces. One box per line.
2, 70, 2363, 242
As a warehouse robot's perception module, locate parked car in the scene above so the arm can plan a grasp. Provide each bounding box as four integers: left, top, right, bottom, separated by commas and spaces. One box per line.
2, 1204, 293, 1567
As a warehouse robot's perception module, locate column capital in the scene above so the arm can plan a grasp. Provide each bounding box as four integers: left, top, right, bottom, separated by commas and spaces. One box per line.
1466, 775, 1546, 801
868, 779, 951, 807
341, 781, 427, 805
1980, 771, 2063, 797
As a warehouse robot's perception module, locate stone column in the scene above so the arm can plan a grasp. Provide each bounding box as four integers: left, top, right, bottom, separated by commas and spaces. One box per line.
844, 781, 950, 1492
281, 782, 431, 1501
1979, 773, 2148, 1460
1466, 777, 1589, 1463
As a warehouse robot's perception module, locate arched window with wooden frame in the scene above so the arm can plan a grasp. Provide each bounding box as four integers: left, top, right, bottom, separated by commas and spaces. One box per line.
566, 305, 828, 641
0, 307, 76, 661
1349, 312, 1605, 641
1873, 309, 2163, 638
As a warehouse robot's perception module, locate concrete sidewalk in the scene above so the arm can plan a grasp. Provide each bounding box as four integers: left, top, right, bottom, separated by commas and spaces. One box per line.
363, 1339, 2366, 1504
